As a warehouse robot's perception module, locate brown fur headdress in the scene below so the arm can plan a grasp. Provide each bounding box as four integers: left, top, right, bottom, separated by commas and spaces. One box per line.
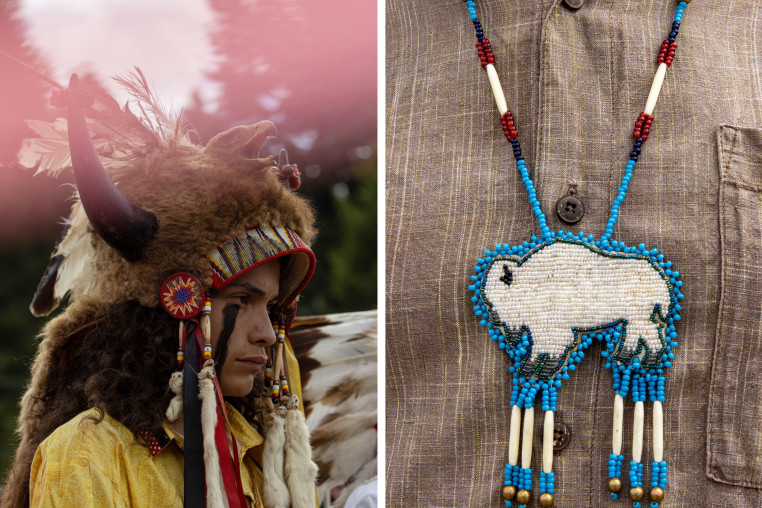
2, 70, 317, 508
27, 72, 315, 316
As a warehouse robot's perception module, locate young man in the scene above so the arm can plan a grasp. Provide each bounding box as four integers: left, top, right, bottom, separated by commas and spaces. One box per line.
2, 74, 317, 508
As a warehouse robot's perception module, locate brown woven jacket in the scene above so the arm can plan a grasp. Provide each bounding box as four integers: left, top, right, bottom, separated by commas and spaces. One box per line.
386, 1, 762, 506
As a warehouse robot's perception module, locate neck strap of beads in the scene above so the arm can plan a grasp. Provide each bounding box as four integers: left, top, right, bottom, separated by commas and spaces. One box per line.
463, 0, 688, 242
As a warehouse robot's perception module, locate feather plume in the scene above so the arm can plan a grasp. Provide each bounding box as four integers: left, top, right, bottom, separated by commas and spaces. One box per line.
112, 67, 191, 148
289, 311, 377, 508
17, 67, 192, 181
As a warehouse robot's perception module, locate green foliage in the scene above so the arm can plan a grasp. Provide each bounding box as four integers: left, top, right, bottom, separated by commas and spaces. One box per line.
0, 243, 61, 473
299, 154, 377, 315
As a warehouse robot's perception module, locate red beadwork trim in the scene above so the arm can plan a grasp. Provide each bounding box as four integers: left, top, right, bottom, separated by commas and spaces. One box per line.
139, 429, 163, 457
633, 113, 654, 141
476, 41, 487, 67
482, 38, 495, 65
657, 40, 669, 64
665, 42, 677, 66
476, 39, 495, 68
657, 41, 678, 67
501, 111, 519, 140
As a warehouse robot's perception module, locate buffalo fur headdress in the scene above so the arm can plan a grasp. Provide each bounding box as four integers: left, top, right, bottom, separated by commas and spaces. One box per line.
2, 70, 317, 508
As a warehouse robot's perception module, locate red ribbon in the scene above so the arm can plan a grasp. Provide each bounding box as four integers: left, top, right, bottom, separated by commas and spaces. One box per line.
194, 326, 248, 508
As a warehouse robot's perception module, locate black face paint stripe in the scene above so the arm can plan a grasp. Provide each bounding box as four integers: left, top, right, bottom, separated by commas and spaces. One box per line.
214, 304, 239, 373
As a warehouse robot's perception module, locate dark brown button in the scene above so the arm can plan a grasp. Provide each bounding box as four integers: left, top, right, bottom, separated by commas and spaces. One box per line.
553, 421, 571, 450
563, 0, 585, 9
555, 184, 584, 224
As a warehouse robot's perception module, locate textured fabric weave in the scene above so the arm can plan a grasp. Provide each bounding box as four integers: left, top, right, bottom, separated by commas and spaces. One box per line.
30, 340, 307, 507
30, 404, 264, 507
386, 1, 762, 506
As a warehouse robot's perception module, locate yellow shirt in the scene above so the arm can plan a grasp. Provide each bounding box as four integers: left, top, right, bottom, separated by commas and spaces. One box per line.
30, 341, 306, 507
30, 403, 266, 508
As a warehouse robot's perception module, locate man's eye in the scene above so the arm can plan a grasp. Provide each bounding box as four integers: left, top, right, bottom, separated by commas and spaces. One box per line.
233, 295, 249, 305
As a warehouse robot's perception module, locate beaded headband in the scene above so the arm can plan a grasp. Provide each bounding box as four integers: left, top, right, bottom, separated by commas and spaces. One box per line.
462, 2, 689, 507
207, 225, 316, 305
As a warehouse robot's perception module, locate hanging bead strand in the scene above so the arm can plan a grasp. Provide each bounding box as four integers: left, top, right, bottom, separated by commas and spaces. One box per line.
464, 0, 552, 241
603, 1, 688, 242
608, 393, 625, 499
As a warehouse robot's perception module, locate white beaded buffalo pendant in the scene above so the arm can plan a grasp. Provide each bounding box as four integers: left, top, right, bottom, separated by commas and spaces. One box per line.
469, 232, 683, 507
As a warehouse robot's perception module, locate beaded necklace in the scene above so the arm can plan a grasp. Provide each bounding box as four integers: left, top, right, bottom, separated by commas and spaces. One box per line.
464, 2, 689, 507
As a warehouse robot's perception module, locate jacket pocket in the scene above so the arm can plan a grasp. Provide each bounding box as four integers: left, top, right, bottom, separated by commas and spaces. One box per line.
707, 125, 762, 489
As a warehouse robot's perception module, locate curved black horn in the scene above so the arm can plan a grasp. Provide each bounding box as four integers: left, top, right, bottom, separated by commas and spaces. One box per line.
66, 74, 158, 262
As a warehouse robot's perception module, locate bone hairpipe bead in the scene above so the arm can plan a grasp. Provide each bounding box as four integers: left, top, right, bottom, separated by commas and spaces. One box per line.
644, 63, 668, 116
632, 400, 645, 463
521, 406, 535, 469
485, 64, 508, 116
542, 410, 554, 474
509, 405, 522, 466
653, 401, 664, 462
613, 394, 624, 456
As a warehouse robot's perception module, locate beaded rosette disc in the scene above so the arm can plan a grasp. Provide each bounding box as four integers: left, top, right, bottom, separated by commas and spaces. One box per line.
160, 272, 205, 319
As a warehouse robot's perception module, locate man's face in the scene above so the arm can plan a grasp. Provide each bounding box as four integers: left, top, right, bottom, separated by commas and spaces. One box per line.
209, 259, 280, 397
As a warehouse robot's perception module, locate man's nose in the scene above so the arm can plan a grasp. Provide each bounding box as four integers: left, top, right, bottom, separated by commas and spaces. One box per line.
249, 310, 277, 346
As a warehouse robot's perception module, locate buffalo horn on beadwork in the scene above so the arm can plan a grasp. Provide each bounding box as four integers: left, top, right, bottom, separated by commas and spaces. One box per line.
66, 74, 158, 262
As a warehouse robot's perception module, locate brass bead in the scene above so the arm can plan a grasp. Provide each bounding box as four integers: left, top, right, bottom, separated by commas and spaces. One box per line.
629, 486, 644, 501
607, 478, 622, 493
650, 487, 665, 502
502, 486, 517, 500
538, 492, 554, 507
516, 489, 531, 505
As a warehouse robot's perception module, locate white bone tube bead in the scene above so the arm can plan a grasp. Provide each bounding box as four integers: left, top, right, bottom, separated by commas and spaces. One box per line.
485, 64, 508, 116
632, 400, 645, 463
542, 410, 554, 474
508, 405, 522, 466
644, 63, 668, 116
521, 407, 535, 469
653, 401, 664, 462
613, 394, 624, 456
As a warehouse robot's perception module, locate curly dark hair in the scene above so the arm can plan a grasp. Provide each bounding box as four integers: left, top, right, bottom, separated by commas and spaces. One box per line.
32, 300, 264, 445
1, 300, 266, 508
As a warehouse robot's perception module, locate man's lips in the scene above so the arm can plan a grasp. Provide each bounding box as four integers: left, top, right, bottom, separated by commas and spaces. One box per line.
236, 355, 268, 369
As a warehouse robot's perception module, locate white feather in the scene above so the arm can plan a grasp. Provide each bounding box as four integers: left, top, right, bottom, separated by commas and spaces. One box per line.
290, 311, 377, 508
52, 204, 98, 307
